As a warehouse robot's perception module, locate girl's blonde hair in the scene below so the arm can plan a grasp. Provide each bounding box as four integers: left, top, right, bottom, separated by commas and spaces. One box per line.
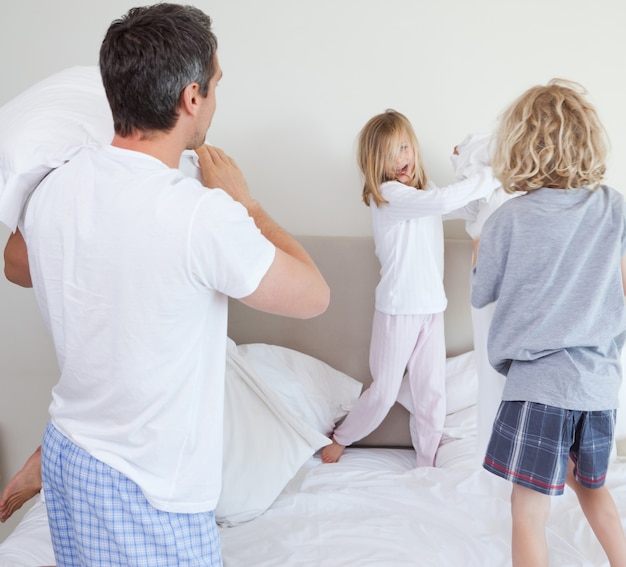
492, 78, 608, 193
357, 109, 428, 207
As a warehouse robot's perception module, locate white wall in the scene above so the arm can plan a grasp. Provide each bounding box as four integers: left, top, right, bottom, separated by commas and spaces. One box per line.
1, 0, 625, 541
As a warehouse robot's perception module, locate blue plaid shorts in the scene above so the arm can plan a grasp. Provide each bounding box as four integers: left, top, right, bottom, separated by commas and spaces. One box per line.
483, 401, 615, 495
41, 422, 222, 566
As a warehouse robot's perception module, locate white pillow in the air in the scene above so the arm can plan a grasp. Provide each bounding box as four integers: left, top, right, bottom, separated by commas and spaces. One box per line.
0, 66, 113, 230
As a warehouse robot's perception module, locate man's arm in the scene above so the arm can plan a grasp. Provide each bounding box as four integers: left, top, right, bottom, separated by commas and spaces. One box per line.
4, 228, 32, 288
195, 145, 329, 319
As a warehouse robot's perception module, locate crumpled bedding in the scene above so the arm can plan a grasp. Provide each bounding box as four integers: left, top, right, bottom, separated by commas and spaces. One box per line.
220, 448, 626, 567
2, 446, 626, 566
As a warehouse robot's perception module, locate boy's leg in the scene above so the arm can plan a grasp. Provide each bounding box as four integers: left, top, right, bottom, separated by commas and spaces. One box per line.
510, 483, 550, 567
484, 402, 572, 567
569, 410, 626, 566
567, 460, 626, 566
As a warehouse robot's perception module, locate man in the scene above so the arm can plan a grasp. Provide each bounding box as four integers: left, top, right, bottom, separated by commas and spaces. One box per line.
3, 4, 329, 565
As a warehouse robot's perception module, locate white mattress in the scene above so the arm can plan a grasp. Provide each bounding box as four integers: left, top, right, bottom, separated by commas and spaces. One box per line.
4, 447, 626, 566
221, 448, 626, 566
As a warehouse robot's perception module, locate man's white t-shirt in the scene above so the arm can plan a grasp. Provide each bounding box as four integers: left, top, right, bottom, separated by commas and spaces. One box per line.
22, 145, 275, 513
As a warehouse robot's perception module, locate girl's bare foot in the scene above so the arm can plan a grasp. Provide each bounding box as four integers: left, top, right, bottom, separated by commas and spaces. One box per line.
321, 438, 346, 463
0, 446, 43, 522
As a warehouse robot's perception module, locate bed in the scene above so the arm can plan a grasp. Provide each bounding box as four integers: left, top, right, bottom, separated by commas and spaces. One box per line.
3, 67, 626, 567
2, 235, 626, 567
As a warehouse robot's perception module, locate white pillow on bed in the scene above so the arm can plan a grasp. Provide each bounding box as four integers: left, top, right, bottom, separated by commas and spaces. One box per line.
397, 350, 477, 418
0, 65, 114, 230
237, 342, 363, 436
217, 340, 335, 526
216, 342, 361, 525
442, 350, 478, 416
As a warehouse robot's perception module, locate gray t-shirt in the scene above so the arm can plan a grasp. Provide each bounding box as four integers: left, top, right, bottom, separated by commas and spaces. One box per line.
471, 186, 626, 411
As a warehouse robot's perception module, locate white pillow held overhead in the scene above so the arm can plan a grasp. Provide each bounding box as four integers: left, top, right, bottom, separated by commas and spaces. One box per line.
0, 65, 114, 230
0, 65, 210, 231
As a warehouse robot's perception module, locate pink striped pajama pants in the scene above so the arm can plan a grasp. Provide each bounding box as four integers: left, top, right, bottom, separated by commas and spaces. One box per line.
333, 310, 446, 466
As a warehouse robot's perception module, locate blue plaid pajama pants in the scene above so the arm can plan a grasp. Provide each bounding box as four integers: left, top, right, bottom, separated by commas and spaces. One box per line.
41, 422, 222, 566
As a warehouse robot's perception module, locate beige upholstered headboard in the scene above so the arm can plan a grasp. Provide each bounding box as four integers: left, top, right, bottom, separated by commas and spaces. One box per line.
228, 235, 475, 448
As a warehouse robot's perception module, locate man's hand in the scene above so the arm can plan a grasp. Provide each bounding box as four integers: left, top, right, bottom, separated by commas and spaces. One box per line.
4, 228, 32, 287
195, 144, 254, 207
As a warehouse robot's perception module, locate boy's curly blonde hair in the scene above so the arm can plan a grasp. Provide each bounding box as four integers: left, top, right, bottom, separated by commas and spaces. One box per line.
492, 78, 608, 193
357, 109, 428, 207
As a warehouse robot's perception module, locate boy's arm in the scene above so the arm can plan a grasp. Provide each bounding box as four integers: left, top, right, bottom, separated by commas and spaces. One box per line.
622, 255, 626, 296
470, 226, 501, 309
4, 229, 32, 288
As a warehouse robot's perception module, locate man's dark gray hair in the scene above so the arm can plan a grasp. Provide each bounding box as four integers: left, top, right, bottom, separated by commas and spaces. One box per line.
99, 3, 218, 137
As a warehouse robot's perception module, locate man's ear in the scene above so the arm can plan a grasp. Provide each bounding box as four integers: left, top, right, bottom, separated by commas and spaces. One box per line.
180, 82, 201, 117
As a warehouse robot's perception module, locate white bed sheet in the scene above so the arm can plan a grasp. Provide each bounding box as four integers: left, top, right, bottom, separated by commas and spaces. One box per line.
3, 447, 626, 566
220, 448, 626, 567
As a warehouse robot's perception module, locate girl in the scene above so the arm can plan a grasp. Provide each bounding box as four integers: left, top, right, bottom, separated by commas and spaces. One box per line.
322, 110, 499, 466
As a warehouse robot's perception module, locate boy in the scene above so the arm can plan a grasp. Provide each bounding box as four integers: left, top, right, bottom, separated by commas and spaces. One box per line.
472, 79, 626, 566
